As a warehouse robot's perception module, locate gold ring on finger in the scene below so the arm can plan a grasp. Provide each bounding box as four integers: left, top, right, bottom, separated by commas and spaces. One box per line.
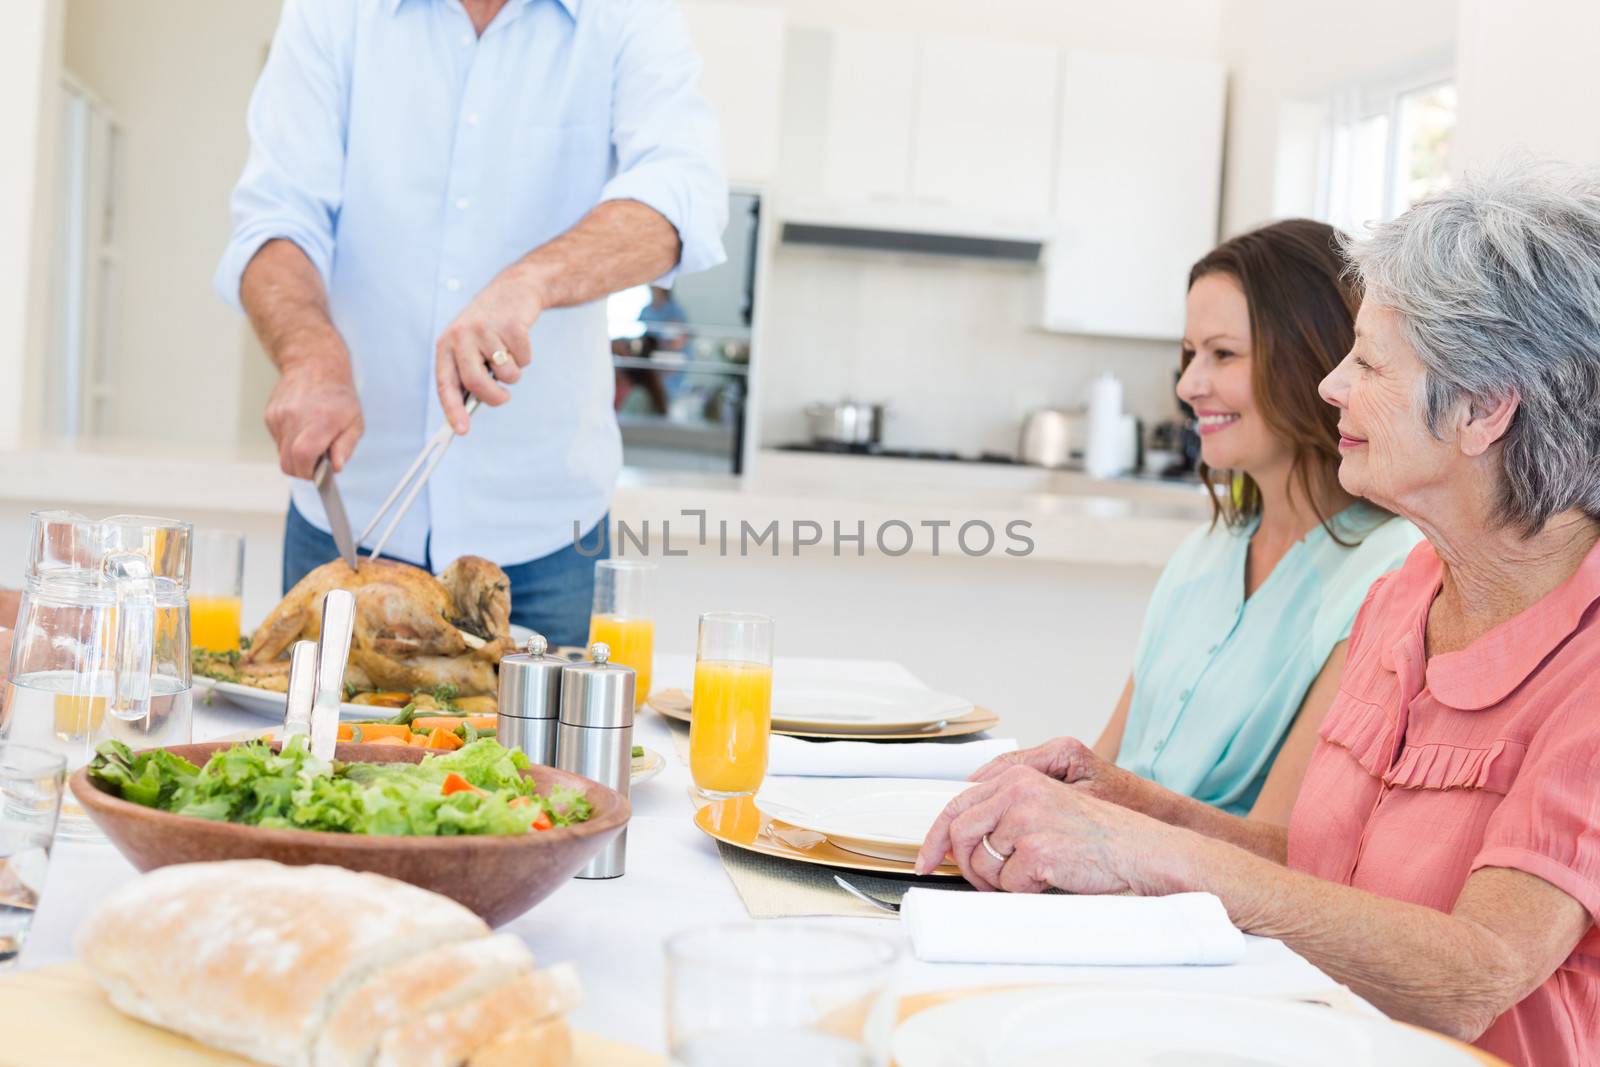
981, 834, 1009, 864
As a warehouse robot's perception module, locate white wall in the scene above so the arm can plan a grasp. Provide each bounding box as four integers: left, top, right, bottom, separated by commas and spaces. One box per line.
1454, 0, 1600, 171
62, 0, 282, 452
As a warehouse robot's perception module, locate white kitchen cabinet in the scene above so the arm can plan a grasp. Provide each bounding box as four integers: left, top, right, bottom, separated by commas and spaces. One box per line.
911, 37, 1058, 219
680, 3, 786, 185
1041, 51, 1226, 340
819, 28, 918, 202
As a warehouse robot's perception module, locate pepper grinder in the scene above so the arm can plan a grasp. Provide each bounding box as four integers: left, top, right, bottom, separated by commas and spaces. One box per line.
557, 642, 635, 879
496, 633, 565, 766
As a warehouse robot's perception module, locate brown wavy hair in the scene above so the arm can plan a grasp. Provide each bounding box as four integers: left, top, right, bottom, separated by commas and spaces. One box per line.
1186, 219, 1365, 540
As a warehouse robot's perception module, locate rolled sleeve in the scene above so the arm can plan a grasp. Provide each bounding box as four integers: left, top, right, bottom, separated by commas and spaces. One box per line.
599, 0, 729, 283
213, 0, 349, 311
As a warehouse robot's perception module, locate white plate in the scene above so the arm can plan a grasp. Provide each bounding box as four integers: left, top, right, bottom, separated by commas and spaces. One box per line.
754, 778, 969, 861
196, 625, 533, 721
893, 988, 1480, 1067
762, 682, 973, 733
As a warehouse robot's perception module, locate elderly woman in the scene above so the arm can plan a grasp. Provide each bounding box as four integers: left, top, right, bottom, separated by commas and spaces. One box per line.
918, 161, 1600, 1067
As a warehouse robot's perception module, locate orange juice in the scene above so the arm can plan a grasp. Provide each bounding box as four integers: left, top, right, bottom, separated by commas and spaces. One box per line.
588, 614, 654, 708
190, 595, 242, 653
689, 659, 773, 796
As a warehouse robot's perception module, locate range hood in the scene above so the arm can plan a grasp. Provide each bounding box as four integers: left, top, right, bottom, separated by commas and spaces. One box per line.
778, 196, 1048, 263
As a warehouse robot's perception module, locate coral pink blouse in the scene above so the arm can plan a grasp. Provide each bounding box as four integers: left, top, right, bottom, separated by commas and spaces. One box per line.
1288, 538, 1600, 1067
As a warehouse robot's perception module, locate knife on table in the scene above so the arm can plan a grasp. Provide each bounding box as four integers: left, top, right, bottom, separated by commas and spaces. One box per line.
312, 455, 361, 571
310, 589, 356, 760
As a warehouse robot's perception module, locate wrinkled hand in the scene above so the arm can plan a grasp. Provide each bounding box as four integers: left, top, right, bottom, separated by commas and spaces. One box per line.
435, 264, 543, 435
971, 736, 1148, 812
264, 350, 363, 479
914, 765, 1181, 896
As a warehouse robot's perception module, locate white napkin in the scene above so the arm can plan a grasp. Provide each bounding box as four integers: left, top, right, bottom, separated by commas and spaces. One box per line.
900, 888, 1246, 966
765, 735, 1017, 779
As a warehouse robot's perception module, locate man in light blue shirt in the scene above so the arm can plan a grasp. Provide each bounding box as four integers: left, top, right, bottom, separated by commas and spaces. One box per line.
216, 0, 727, 645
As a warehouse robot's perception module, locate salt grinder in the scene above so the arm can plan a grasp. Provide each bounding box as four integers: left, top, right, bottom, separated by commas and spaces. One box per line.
557, 642, 635, 879
496, 633, 565, 766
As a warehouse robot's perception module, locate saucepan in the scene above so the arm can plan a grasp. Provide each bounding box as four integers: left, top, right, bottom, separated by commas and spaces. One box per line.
805, 400, 887, 447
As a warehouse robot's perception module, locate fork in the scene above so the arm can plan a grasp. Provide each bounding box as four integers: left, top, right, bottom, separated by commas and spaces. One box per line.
833, 874, 901, 914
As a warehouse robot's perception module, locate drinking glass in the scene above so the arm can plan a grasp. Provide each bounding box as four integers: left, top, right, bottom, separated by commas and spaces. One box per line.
666, 923, 899, 1067
1, 511, 193, 841
190, 528, 244, 654
588, 560, 655, 709
0, 743, 66, 971
689, 612, 773, 798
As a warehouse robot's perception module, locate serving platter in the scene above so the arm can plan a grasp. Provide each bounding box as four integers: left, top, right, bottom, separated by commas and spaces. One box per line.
890, 987, 1502, 1067
693, 794, 961, 879
649, 689, 1000, 741
754, 778, 968, 863
0, 964, 661, 1067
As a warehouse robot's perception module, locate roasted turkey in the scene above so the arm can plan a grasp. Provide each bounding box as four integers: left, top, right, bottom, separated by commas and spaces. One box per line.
239, 556, 515, 696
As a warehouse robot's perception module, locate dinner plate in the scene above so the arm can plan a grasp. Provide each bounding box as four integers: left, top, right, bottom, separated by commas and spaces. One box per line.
892, 988, 1485, 1067
766, 683, 973, 733
195, 625, 535, 720
754, 778, 968, 862
693, 794, 962, 879
647, 689, 1001, 741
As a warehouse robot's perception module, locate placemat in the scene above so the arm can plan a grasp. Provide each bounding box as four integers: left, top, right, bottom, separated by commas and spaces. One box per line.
715, 841, 970, 920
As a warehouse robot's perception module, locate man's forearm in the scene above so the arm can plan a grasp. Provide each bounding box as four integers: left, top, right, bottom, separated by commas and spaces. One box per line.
509, 199, 682, 312
239, 238, 349, 373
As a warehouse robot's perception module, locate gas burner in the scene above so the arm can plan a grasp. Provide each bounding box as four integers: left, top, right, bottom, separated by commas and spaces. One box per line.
775, 443, 1021, 465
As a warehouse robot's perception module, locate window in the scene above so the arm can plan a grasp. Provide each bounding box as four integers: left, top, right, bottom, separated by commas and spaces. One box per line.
1319, 71, 1456, 237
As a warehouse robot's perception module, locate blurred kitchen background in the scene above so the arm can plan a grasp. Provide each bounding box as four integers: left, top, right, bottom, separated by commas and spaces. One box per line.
1, 0, 1595, 743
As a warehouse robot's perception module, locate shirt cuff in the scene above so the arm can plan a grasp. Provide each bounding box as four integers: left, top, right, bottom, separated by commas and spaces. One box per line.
1472, 845, 1600, 928
599, 169, 727, 287
213, 225, 335, 313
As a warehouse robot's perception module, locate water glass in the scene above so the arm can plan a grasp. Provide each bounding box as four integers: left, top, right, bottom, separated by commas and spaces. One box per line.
689, 612, 773, 799
190, 528, 244, 654
588, 560, 655, 709
666, 923, 899, 1067
0, 743, 66, 970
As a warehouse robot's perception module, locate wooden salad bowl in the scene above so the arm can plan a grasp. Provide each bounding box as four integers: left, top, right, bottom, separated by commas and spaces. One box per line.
69, 741, 630, 927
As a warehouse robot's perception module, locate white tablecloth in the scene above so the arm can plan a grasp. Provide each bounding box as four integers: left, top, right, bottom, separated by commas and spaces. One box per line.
20, 654, 1352, 1053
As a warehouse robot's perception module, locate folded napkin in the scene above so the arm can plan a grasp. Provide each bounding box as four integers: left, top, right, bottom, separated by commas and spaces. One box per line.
765, 735, 1017, 779
900, 888, 1246, 966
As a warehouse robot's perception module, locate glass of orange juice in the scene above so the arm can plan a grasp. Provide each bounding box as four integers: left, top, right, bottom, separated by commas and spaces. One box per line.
689, 612, 773, 799
588, 560, 655, 709
190, 529, 244, 654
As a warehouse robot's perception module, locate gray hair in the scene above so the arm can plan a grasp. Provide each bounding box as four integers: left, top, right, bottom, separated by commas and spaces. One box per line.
1345, 158, 1600, 534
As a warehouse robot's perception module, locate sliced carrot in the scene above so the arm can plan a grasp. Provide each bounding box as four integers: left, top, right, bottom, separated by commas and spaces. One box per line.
366, 736, 411, 747
466, 714, 497, 731
530, 811, 553, 832
442, 772, 482, 796
352, 722, 414, 742
508, 796, 532, 809
425, 727, 464, 751
407, 731, 431, 747
412, 715, 466, 733
336, 723, 355, 742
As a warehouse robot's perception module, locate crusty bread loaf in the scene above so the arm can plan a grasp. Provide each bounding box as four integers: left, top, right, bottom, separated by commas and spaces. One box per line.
76, 861, 493, 1067
374, 963, 582, 1067
315, 934, 535, 1067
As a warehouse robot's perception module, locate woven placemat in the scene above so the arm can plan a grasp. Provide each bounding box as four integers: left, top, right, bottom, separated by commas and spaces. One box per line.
715, 841, 972, 919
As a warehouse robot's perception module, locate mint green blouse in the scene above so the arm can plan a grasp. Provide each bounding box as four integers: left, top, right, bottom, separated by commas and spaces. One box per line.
1117, 503, 1422, 816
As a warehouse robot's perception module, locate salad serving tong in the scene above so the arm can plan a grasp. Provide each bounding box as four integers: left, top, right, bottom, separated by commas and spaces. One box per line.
281, 588, 356, 760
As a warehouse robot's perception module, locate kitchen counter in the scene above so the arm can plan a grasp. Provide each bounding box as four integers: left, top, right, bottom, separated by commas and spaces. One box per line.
0, 441, 1210, 567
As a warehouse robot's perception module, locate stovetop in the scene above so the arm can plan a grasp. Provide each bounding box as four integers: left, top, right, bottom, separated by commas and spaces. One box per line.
774, 442, 1024, 465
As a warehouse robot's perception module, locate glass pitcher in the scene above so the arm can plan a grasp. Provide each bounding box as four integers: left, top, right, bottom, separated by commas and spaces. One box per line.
0, 511, 193, 840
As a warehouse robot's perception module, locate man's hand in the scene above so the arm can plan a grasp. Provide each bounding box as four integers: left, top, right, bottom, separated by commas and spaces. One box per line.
264, 349, 364, 479
435, 262, 543, 435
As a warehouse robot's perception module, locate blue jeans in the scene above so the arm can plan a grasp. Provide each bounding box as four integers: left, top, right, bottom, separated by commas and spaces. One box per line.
281, 502, 608, 648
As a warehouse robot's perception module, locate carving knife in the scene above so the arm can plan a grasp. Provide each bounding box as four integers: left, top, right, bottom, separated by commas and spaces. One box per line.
312, 455, 360, 572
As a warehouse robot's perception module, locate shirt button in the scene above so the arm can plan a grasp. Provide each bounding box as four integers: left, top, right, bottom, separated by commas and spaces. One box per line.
455, 197, 471, 211
466, 113, 481, 126
1179, 689, 1191, 701
444, 278, 461, 292
459, 32, 472, 46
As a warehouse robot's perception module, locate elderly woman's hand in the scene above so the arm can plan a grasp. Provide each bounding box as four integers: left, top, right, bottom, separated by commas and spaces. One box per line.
970, 736, 1152, 813
914, 765, 1182, 894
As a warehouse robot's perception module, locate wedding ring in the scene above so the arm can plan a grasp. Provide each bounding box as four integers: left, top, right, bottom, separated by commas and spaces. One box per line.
489, 349, 510, 366
980, 834, 1008, 864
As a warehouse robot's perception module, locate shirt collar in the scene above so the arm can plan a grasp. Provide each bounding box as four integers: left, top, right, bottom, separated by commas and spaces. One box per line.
388, 0, 579, 21
1423, 536, 1600, 710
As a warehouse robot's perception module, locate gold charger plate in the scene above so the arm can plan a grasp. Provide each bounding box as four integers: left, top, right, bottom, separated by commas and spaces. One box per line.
693, 794, 962, 879
0, 963, 661, 1066
649, 689, 1000, 741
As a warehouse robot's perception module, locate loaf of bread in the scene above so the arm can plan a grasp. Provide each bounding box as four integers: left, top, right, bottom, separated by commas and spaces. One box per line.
77, 861, 581, 1067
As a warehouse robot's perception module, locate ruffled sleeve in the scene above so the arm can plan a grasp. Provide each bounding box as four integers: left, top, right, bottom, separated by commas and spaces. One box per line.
1471, 699, 1600, 926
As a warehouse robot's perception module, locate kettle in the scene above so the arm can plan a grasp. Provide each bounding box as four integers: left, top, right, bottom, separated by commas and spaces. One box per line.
1017, 408, 1085, 469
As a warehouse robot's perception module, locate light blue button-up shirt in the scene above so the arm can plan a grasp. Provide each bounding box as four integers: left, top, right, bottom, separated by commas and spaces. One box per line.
1118, 503, 1423, 815
216, 0, 727, 568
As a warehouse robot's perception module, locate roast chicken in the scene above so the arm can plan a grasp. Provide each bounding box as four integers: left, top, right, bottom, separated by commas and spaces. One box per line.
239, 556, 515, 696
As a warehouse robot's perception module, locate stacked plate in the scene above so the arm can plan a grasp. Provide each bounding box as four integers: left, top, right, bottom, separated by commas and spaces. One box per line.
753, 777, 969, 863
769, 683, 974, 735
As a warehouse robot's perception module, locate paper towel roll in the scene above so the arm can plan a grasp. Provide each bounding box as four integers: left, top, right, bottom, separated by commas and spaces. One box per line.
1085, 372, 1125, 479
